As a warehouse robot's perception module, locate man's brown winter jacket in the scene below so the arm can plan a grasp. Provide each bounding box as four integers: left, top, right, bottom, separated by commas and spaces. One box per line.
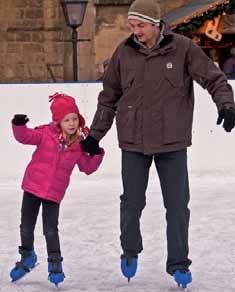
90, 28, 234, 154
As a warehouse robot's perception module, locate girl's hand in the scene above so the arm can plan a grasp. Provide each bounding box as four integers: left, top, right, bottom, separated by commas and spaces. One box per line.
80, 135, 101, 155
12, 114, 29, 126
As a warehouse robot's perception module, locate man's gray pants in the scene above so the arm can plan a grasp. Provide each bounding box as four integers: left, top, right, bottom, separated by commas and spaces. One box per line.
120, 149, 192, 275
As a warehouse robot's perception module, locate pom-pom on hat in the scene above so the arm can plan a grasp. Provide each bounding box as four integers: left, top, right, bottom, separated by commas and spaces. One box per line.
49, 92, 85, 129
128, 0, 161, 25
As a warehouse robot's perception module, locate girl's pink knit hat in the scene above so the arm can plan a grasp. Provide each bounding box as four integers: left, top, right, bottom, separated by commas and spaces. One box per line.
49, 92, 83, 124
49, 92, 89, 136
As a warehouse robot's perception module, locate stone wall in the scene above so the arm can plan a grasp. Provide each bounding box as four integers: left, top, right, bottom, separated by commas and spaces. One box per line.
0, 0, 64, 82
0, 0, 191, 82
94, 4, 130, 80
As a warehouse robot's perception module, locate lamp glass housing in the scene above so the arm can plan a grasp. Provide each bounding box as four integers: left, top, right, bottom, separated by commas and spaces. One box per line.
61, 0, 88, 28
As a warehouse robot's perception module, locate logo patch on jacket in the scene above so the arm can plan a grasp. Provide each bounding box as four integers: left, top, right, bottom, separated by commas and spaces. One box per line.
166, 62, 173, 69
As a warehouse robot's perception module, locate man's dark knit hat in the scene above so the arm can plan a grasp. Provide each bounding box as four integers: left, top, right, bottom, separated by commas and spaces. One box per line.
128, 0, 161, 25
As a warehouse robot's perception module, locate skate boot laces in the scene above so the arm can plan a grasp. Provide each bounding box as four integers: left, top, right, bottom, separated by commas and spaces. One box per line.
48, 255, 65, 287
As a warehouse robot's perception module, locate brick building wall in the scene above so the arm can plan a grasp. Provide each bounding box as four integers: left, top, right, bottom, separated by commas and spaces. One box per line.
0, 0, 64, 82
0, 0, 190, 82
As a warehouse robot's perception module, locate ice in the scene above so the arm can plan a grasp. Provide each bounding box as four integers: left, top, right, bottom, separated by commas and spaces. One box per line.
1, 82, 235, 291
1, 174, 235, 291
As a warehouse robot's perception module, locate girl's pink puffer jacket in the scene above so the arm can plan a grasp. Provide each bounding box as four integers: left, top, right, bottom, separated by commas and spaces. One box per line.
12, 123, 104, 203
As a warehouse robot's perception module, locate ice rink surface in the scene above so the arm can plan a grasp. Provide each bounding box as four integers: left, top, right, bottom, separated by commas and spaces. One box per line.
1, 173, 235, 292
1, 82, 235, 291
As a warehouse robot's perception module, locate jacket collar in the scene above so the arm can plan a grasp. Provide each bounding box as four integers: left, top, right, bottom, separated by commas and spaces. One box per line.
125, 23, 175, 56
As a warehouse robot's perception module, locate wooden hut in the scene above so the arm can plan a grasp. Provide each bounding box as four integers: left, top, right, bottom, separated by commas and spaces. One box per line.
163, 0, 235, 69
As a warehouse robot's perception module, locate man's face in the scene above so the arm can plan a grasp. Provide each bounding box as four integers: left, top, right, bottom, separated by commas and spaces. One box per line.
128, 19, 160, 47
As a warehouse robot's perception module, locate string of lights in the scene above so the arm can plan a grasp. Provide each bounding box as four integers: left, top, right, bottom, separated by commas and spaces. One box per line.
172, 1, 232, 34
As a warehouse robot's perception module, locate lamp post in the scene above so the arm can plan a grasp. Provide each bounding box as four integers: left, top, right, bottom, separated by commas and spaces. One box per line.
60, 0, 88, 81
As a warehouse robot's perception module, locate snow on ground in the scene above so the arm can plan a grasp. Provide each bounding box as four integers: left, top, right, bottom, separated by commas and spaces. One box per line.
1, 173, 235, 292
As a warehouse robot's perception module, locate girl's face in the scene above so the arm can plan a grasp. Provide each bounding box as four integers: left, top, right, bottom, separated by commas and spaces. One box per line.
60, 113, 79, 136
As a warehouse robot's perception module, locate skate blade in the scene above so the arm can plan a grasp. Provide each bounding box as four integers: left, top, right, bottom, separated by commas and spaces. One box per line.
50, 281, 64, 289
11, 263, 40, 283
176, 283, 189, 291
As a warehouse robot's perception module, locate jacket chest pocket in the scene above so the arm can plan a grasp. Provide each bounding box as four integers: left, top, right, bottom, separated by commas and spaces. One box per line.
164, 61, 183, 88
121, 69, 135, 91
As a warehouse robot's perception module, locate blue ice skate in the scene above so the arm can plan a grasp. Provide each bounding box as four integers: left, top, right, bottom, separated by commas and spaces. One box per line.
120, 254, 138, 282
48, 254, 65, 287
173, 269, 192, 289
10, 246, 37, 282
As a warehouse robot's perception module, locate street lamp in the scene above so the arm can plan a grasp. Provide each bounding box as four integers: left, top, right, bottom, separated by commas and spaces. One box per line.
60, 0, 88, 81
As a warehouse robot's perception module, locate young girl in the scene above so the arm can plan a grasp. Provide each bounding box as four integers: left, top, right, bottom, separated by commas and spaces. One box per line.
10, 93, 104, 286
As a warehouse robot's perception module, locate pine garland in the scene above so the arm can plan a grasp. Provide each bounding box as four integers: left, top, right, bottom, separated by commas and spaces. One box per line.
174, 2, 232, 34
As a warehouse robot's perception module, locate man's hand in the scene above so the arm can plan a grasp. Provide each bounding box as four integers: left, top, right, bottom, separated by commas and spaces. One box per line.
217, 107, 235, 132
12, 114, 29, 126
80, 135, 101, 155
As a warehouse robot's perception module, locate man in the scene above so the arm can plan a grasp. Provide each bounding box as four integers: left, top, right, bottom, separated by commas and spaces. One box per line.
223, 46, 235, 79
81, 0, 235, 288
